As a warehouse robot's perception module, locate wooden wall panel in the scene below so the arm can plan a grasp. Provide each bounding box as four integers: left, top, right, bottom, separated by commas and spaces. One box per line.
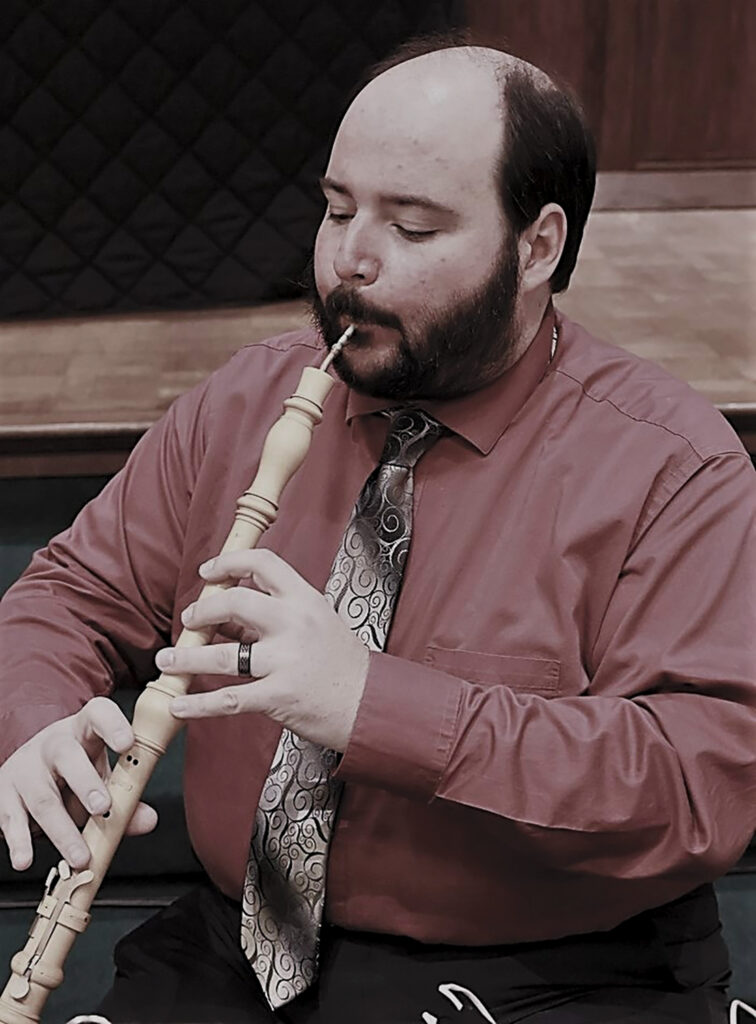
465, 0, 608, 140
465, 0, 756, 172
633, 0, 756, 168
597, 0, 640, 170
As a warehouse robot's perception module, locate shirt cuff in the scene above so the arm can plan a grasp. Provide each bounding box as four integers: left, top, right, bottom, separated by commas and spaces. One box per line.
333, 651, 461, 801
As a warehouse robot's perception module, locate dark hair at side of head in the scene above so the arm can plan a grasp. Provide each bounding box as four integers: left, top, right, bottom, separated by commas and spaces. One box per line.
498, 68, 595, 292
359, 31, 596, 293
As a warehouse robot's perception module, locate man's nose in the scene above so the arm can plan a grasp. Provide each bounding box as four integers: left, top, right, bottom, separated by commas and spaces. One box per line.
333, 221, 379, 286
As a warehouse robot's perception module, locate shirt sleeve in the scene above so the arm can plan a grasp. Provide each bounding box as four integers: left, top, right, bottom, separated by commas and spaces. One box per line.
0, 376, 211, 766
336, 450, 756, 890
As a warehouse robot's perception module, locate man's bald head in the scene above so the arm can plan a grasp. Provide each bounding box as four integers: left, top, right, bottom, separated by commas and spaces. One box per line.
343, 45, 510, 143
353, 42, 552, 106
347, 37, 595, 294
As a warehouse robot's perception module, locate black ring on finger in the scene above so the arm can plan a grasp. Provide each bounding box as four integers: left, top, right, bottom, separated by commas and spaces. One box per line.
237, 642, 253, 677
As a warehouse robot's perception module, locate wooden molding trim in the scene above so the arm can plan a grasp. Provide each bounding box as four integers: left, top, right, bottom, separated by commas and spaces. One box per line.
594, 170, 756, 211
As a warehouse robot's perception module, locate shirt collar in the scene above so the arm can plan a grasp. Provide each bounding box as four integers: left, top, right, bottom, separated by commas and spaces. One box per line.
345, 303, 557, 455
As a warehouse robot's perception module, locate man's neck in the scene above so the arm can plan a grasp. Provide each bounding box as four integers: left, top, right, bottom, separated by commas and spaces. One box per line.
507, 290, 552, 371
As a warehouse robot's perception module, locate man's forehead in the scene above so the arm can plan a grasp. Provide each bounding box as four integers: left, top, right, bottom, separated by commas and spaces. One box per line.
324, 141, 491, 214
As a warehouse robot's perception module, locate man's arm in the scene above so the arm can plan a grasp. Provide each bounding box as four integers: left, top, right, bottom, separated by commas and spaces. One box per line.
0, 373, 211, 865
1, 378, 210, 752
334, 450, 756, 896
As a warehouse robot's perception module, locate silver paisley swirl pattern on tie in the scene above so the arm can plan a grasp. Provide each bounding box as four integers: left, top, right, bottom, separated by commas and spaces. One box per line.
241, 408, 445, 1009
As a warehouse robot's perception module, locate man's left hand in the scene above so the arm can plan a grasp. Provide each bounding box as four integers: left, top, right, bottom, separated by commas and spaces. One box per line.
155, 550, 370, 752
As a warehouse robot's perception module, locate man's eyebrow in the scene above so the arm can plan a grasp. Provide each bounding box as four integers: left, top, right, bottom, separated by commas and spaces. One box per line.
319, 177, 457, 217
383, 193, 457, 217
319, 176, 351, 197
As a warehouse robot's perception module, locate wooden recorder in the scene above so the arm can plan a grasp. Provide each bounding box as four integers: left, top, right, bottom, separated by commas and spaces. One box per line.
0, 326, 354, 1023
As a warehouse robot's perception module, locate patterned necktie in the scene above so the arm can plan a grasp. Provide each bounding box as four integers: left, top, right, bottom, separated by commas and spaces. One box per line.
240, 408, 445, 1009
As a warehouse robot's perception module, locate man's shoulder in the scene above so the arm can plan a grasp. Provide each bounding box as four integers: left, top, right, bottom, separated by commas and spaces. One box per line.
554, 313, 745, 462
202, 327, 323, 399
167, 327, 326, 442
226, 326, 322, 368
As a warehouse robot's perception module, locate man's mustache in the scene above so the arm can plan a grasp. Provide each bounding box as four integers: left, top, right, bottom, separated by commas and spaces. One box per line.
323, 288, 403, 333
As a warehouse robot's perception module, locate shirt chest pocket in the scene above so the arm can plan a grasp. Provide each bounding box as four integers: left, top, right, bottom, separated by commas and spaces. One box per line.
423, 646, 562, 697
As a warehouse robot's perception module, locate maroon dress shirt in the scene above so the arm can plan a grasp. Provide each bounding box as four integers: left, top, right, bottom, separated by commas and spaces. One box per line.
1, 307, 755, 946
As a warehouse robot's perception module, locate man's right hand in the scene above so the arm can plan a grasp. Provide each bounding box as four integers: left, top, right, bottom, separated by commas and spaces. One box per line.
0, 696, 158, 871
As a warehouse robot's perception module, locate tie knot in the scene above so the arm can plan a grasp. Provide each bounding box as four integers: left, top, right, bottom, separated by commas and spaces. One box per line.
379, 408, 445, 468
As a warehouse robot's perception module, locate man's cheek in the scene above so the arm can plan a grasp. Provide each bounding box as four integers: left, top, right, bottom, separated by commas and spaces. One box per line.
312, 236, 333, 297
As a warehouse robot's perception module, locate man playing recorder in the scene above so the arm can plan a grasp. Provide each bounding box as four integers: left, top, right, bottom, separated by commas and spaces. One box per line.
1, 37, 755, 1024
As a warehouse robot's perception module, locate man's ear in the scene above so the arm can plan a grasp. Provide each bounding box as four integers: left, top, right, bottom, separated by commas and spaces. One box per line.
517, 203, 568, 293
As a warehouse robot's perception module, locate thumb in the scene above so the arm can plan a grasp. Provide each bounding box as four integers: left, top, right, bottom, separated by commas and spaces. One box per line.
125, 801, 159, 836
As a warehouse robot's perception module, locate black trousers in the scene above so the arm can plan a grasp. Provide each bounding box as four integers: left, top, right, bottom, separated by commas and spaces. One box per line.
97, 881, 729, 1024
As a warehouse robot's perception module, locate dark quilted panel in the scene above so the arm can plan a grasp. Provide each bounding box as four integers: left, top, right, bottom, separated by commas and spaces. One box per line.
0, 0, 462, 319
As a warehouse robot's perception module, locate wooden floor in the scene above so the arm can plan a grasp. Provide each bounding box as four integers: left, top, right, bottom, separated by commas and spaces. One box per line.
0, 208, 754, 475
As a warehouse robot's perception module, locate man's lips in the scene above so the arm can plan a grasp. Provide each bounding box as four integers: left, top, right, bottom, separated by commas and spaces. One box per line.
339, 321, 400, 344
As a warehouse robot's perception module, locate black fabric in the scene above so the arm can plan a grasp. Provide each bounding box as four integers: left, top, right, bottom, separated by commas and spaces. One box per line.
0, 0, 463, 319
97, 880, 729, 1023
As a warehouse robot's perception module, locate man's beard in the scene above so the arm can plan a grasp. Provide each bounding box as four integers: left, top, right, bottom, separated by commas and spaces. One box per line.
307, 239, 522, 401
